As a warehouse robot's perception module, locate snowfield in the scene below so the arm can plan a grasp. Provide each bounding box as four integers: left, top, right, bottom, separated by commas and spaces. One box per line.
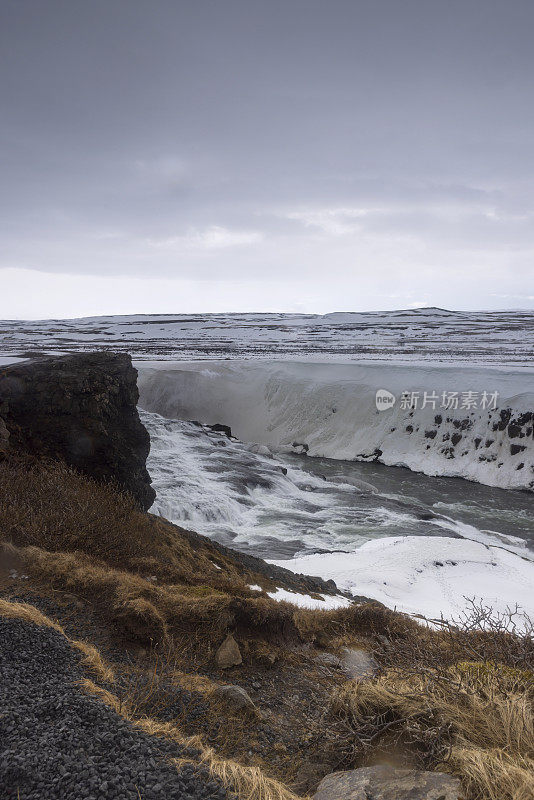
265, 587, 353, 610
271, 535, 534, 621
1, 307, 533, 365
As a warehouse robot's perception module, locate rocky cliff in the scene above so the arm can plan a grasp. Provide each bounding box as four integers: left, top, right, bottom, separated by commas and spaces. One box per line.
0, 352, 155, 510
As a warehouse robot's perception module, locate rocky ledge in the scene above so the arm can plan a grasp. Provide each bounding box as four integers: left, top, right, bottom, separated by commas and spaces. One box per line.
0, 353, 155, 510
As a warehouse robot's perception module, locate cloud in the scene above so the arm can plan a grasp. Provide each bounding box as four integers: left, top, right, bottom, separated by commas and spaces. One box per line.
1, 1, 534, 314
146, 226, 264, 252
283, 207, 375, 235
133, 157, 188, 182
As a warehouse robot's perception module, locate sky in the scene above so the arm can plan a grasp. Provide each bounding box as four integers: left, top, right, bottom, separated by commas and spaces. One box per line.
1, 0, 534, 319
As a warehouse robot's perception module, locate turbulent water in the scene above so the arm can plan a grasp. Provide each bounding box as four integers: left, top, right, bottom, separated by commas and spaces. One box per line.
143, 410, 534, 560
143, 408, 534, 619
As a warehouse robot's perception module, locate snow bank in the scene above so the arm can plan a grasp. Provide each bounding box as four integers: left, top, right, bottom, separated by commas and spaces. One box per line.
270, 535, 534, 621
266, 587, 353, 610
137, 360, 534, 490
0, 357, 25, 366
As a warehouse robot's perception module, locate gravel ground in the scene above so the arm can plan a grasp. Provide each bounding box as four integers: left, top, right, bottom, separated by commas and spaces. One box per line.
0, 617, 230, 800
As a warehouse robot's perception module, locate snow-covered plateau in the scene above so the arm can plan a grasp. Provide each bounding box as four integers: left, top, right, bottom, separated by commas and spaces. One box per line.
1, 307, 533, 365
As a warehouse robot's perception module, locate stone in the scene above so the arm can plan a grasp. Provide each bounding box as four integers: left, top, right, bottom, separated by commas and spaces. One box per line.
314, 765, 462, 800
207, 423, 232, 438
340, 647, 378, 678
215, 633, 242, 668
213, 684, 255, 711
0, 353, 155, 510
315, 652, 343, 669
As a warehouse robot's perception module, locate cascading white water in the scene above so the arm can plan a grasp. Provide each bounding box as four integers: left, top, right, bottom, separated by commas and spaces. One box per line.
134, 356, 534, 620
138, 359, 534, 491
142, 407, 534, 620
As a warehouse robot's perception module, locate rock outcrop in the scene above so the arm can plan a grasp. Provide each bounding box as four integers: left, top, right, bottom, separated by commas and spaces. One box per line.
314, 766, 461, 800
0, 353, 155, 510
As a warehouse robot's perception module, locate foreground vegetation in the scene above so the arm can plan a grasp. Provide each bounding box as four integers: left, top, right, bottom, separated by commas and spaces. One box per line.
1, 455, 532, 800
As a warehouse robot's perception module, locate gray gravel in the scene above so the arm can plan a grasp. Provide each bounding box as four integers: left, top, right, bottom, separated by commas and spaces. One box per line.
0, 618, 230, 800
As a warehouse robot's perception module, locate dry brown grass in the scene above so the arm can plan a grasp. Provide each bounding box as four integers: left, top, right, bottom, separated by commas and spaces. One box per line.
449, 747, 534, 800
0, 596, 63, 632
1, 594, 306, 800
112, 640, 216, 723
192, 755, 304, 800
5, 454, 533, 798
5, 541, 298, 655
330, 604, 534, 799
295, 601, 425, 649
333, 661, 534, 800
78, 678, 124, 713
0, 457, 301, 651
0, 456, 262, 592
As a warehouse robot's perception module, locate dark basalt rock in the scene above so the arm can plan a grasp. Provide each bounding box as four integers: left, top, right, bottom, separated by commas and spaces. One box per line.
0, 352, 155, 510
207, 423, 232, 438
511, 443, 527, 456
507, 423, 523, 439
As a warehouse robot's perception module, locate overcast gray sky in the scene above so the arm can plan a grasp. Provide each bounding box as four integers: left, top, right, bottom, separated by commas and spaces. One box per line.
1, 0, 533, 318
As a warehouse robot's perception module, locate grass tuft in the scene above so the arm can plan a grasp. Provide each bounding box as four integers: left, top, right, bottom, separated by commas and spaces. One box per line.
332, 661, 534, 800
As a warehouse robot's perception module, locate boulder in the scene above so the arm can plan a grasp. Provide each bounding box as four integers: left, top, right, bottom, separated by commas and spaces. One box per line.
340, 647, 378, 679
213, 684, 255, 711
215, 633, 242, 668
0, 353, 155, 510
207, 423, 232, 438
314, 766, 462, 800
